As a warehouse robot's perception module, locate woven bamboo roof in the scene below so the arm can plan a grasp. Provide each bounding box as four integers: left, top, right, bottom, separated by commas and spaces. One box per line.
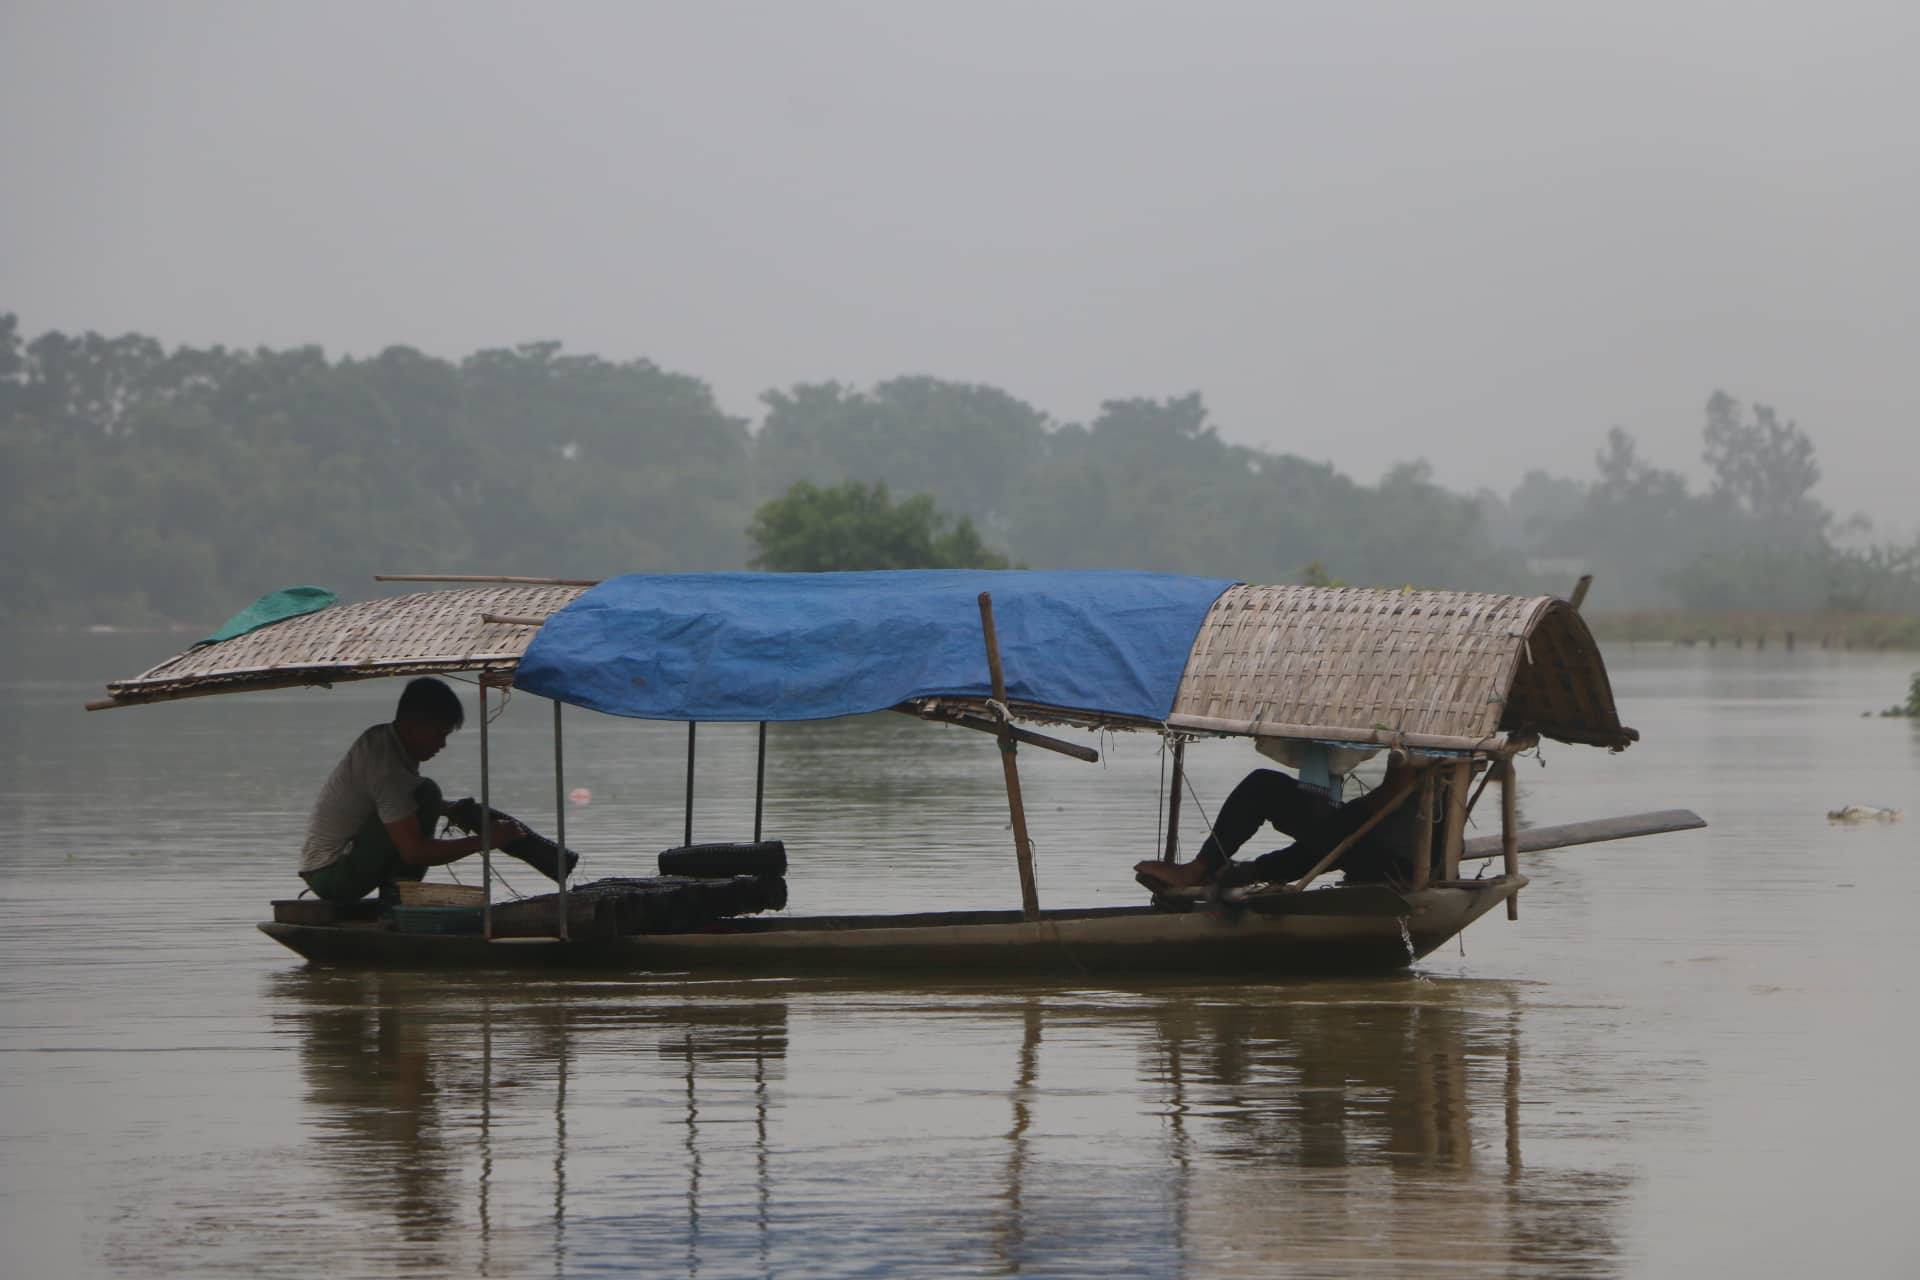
93, 580, 1633, 752
1163, 586, 1633, 751
92, 585, 584, 708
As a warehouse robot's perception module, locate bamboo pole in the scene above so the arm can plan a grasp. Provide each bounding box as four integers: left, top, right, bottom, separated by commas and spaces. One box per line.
480, 613, 551, 627
1287, 764, 1428, 892
1501, 757, 1520, 920
377, 574, 601, 587
1440, 760, 1471, 880
1161, 737, 1186, 863
978, 593, 1041, 921
552, 699, 568, 941
1408, 771, 1435, 891
1165, 716, 1623, 753
1568, 574, 1594, 612
1463, 758, 1498, 816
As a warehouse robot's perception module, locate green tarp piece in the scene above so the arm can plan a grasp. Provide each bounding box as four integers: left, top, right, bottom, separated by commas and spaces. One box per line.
199, 586, 338, 646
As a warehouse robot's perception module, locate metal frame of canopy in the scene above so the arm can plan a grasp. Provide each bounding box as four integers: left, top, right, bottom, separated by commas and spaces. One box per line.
471, 590, 1061, 938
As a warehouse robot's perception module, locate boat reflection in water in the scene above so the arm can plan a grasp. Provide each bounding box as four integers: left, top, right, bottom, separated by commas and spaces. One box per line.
275, 972, 1631, 1277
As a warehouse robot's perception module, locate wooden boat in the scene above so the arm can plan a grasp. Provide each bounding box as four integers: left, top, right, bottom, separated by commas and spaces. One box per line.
91, 570, 1703, 976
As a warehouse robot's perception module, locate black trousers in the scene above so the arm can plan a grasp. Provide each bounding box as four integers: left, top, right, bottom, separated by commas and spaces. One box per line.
1198, 769, 1412, 884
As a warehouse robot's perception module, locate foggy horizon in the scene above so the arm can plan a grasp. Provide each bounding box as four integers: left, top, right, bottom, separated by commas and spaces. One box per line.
6, 0, 1917, 531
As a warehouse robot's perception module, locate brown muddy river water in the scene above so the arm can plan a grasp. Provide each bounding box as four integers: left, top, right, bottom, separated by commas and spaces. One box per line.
3, 635, 1917, 1277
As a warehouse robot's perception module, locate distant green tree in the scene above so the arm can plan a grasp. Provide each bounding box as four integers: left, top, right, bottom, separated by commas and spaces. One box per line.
0, 313, 22, 418
1003, 394, 1529, 591
753, 377, 1051, 529
0, 321, 752, 625
1702, 390, 1829, 542
747, 480, 1010, 572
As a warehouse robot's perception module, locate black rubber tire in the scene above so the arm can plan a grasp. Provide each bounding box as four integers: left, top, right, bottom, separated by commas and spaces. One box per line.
658, 840, 787, 878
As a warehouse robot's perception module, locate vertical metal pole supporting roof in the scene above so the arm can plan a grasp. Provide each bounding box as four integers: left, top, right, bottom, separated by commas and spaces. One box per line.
684, 722, 697, 848
753, 721, 767, 844
552, 699, 568, 941
480, 680, 493, 941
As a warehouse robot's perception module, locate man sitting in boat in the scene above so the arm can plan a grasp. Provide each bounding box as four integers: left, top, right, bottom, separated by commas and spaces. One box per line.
1134, 754, 1434, 892
298, 677, 524, 903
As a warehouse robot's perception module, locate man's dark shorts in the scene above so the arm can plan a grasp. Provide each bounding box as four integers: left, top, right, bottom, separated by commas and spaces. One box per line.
301, 779, 442, 903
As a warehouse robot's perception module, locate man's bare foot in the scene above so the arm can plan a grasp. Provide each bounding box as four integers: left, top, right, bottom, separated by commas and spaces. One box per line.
1132, 857, 1218, 891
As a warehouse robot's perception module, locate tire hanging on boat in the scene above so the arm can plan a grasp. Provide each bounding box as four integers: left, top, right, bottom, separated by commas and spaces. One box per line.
658, 840, 787, 879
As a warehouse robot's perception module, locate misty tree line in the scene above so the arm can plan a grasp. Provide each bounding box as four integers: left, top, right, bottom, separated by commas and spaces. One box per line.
2, 313, 1915, 625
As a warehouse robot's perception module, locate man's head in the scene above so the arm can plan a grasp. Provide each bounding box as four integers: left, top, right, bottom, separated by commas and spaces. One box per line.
392, 677, 465, 763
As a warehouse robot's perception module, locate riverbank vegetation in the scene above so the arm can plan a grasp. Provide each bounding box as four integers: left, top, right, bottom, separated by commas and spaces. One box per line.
1585, 612, 1920, 651
5, 313, 1917, 634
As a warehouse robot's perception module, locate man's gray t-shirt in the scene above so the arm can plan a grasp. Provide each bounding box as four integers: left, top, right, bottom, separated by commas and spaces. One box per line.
299, 723, 421, 872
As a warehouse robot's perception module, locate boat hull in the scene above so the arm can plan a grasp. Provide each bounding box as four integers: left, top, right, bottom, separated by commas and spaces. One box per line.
258, 878, 1524, 977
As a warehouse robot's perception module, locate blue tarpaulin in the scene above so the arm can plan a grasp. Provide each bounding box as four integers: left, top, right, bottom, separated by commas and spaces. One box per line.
513, 570, 1236, 723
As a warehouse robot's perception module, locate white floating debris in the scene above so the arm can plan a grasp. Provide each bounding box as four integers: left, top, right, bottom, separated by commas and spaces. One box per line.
1827, 805, 1904, 823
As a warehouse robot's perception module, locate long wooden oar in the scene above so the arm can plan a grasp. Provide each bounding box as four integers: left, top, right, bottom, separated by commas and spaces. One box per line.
1460, 809, 1705, 860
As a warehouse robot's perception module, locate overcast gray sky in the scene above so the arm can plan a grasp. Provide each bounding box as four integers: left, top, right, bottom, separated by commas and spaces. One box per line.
5, 0, 1916, 530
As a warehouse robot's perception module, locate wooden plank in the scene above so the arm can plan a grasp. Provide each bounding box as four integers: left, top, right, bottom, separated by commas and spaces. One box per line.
1460, 808, 1707, 860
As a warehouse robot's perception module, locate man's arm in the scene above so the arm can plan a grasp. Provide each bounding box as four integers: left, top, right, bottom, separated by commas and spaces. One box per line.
385, 815, 526, 867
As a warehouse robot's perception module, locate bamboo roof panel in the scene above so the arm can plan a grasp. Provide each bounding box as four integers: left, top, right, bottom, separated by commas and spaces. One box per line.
98, 585, 585, 707
1164, 585, 1633, 750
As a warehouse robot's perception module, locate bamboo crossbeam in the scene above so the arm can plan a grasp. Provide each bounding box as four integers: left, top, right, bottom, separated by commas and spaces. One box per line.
895, 706, 1100, 763
979, 593, 1041, 921
481, 613, 551, 627
1165, 716, 1541, 755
